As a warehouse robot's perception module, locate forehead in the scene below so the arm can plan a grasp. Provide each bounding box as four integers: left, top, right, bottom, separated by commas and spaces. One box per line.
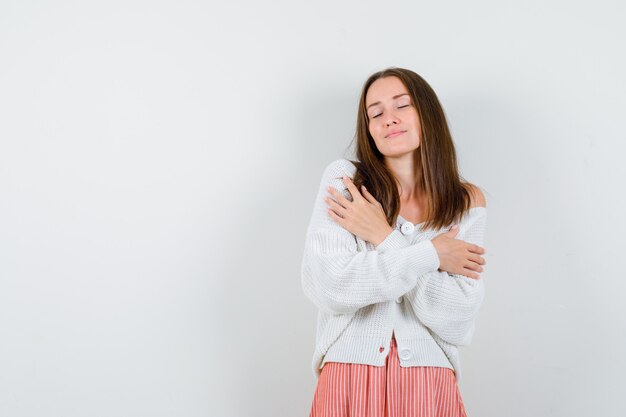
365, 76, 409, 106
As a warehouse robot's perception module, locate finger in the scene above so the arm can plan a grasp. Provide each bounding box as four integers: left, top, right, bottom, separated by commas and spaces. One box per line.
327, 186, 350, 208
341, 176, 364, 201
324, 196, 347, 218
462, 268, 481, 279
468, 253, 486, 266
326, 207, 345, 224
467, 243, 485, 255
465, 261, 484, 273
360, 185, 379, 205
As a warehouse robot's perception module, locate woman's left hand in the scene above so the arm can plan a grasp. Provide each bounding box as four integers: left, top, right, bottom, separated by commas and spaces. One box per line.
325, 176, 395, 246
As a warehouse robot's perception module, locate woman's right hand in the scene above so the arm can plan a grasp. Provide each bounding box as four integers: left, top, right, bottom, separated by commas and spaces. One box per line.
431, 226, 486, 279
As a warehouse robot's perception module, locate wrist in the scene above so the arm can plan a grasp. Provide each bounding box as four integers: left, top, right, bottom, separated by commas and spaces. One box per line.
373, 226, 396, 247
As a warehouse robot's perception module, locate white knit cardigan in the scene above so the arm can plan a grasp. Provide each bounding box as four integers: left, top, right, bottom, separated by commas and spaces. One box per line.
301, 158, 486, 382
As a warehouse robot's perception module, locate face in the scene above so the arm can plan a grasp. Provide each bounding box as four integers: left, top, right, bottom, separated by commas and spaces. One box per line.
365, 76, 421, 158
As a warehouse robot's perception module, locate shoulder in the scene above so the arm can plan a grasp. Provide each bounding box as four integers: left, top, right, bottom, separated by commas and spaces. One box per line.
465, 183, 487, 208
321, 158, 357, 179
318, 158, 358, 200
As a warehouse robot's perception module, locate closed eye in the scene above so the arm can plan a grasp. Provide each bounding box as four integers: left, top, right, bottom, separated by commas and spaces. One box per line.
371, 105, 409, 118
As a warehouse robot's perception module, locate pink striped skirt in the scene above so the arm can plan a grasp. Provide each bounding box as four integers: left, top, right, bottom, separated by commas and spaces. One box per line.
308, 334, 468, 417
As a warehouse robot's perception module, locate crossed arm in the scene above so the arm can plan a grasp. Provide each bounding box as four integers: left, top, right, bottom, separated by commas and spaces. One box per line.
301, 159, 486, 345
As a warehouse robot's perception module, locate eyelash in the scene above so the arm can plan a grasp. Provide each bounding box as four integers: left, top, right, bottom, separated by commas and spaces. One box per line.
371, 105, 409, 119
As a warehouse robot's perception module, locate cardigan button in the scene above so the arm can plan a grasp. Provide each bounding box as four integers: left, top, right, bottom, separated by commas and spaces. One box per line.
400, 222, 415, 235
379, 346, 385, 353
395, 297, 402, 303
399, 348, 412, 360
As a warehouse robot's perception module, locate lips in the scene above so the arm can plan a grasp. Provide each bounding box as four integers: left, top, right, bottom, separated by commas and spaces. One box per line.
386, 130, 406, 138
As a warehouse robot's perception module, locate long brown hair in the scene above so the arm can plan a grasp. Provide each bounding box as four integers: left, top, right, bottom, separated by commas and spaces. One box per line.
347, 67, 476, 231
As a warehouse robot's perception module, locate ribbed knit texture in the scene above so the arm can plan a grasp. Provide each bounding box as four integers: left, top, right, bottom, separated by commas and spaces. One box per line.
301, 158, 487, 383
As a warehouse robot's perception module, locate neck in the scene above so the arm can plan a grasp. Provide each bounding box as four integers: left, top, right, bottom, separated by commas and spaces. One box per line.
384, 154, 425, 199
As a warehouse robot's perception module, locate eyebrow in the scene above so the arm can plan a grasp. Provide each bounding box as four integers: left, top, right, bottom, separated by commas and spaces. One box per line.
366, 93, 410, 110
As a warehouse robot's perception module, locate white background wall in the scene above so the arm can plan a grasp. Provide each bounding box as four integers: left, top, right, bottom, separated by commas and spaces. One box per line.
1, 1, 624, 416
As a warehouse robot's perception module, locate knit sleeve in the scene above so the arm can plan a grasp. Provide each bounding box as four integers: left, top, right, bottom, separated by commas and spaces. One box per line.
300, 159, 441, 315
403, 209, 487, 346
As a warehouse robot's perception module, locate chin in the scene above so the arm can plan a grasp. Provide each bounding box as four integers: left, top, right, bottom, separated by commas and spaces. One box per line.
382, 149, 417, 159
385, 142, 419, 154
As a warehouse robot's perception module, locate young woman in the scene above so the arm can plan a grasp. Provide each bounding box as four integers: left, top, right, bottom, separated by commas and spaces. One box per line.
301, 67, 488, 417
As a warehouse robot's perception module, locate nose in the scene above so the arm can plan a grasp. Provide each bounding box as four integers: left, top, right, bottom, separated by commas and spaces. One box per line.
385, 113, 399, 126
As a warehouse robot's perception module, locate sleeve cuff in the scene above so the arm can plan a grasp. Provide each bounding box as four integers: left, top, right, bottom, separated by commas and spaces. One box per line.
375, 232, 441, 273
416, 239, 441, 272
375, 229, 411, 251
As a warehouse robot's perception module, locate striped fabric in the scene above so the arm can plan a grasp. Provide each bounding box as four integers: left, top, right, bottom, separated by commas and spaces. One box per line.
308, 333, 468, 417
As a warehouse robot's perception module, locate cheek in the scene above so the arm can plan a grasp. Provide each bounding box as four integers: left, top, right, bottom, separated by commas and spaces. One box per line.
368, 123, 381, 139
367, 125, 375, 138
369, 129, 382, 144
411, 112, 421, 129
